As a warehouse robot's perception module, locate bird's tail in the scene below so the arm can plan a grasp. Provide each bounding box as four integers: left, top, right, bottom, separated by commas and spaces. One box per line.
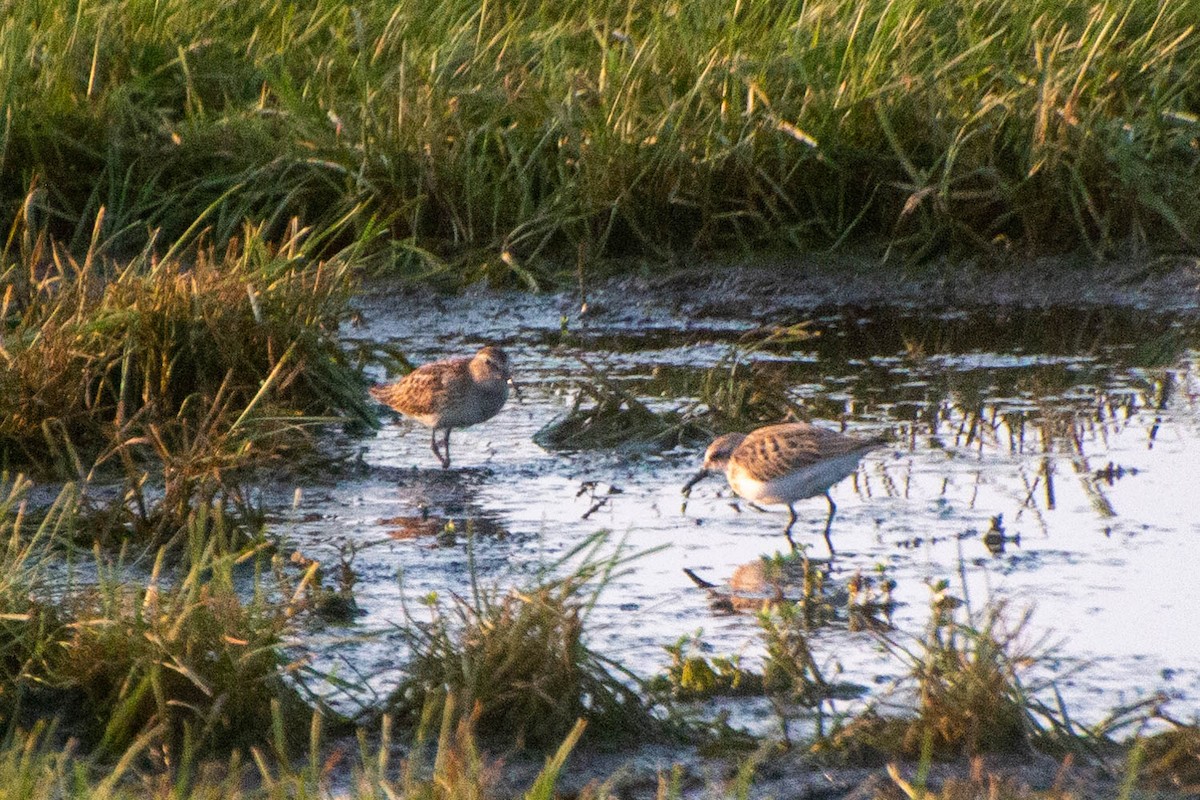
368, 384, 392, 404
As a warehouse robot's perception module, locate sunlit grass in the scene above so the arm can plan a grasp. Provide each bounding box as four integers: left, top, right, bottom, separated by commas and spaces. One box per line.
3, 0, 1197, 280
386, 531, 668, 749
0, 203, 386, 541
1, 210, 373, 467
816, 589, 1074, 764
0, 478, 314, 758
0, 699, 588, 800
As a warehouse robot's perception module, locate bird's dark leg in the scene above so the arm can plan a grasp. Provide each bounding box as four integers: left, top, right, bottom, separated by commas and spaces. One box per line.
430, 428, 444, 466
784, 504, 799, 552
822, 492, 837, 556
441, 429, 452, 469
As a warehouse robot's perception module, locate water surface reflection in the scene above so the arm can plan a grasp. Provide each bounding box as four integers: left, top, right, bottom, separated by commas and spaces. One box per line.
291, 291, 1200, 722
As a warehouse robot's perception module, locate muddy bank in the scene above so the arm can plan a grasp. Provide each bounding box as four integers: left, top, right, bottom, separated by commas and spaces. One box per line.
588, 251, 1200, 318
357, 253, 1200, 356
491, 740, 1125, 800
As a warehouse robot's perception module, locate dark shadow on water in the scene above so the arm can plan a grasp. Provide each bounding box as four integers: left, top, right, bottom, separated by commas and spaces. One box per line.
373, 466, 510, 541
379, 513, 508, 542
371, 464, 496, 485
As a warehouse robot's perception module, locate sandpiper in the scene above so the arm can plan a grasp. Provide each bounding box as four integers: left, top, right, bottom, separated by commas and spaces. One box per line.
370, 345, 517, 469
682, 422, 885, 553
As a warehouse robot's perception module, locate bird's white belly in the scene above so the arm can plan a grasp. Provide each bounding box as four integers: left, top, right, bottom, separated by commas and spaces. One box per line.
727, 452, 865, 505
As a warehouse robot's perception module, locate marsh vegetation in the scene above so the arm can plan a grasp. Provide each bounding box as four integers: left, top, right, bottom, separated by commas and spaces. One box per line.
3, 0, 1199, 284
2, 0, 1199, 796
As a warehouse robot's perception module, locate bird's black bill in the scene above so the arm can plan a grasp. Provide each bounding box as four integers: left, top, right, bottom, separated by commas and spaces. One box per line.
681, 469, 710, 496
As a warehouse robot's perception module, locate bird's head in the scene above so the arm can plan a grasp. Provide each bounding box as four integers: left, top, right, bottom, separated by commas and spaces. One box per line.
682, 432, 747, 495
470, 346, 520, 398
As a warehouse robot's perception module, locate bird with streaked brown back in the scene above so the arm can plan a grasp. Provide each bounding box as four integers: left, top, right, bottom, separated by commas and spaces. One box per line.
369, 345, 517, 469
683, 422, 886, 554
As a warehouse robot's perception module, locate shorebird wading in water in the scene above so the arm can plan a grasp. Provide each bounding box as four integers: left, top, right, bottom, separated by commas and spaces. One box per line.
682, 422, 885, 554
369, 346, 518, 469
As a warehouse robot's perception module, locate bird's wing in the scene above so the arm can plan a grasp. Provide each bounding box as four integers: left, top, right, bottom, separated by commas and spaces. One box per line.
370, 359, 469, 417
737, 423, 880, 482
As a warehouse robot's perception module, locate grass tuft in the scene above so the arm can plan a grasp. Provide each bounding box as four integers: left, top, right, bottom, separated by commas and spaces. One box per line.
55, 547, 311, 758
1, 208, 383, 542
1, 213, 373, 473
386, 531, 666, 750
819, 590, 1064, 763
651, 632, 764, 701
0, 478, 314, 759
534, 361, 709, 451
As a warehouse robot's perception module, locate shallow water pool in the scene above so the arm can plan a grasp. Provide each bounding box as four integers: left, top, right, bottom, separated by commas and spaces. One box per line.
281, 279, 1200, 731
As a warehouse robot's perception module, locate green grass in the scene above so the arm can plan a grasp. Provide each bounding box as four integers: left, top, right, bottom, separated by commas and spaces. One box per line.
0, 205, 386, 541
0, 212, 374, 468
816, 589, 1071, 764
651, 632, 765, 701
2, 0, 1197, 282
2, 479, 1198, 796
0, 702, 588, 800
386, 531, 668, 749
0, 478, 314, 758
